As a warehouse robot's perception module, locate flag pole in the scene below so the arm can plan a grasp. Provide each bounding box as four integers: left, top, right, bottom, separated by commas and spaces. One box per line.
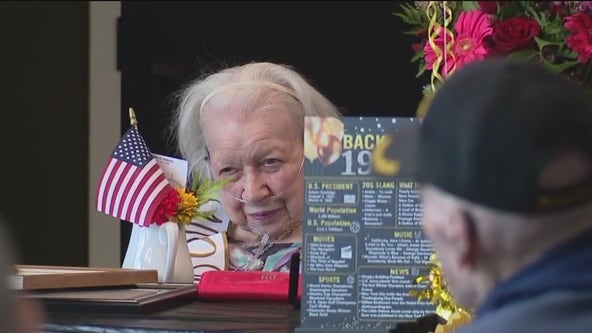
129, 107, 138, 126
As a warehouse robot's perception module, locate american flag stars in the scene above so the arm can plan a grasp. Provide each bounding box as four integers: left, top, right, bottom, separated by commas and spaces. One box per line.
113, 127, 152, 167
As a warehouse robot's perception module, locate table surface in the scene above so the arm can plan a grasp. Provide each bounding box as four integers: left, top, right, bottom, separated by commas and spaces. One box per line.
43, 298, 301, 333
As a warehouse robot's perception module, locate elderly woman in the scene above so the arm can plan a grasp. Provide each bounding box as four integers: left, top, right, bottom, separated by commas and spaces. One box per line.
173, 62, 341, 271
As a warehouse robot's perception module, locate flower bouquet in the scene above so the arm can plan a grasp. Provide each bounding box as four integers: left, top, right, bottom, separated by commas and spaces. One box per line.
396, 1, 592, 117
396, 1, 592, 329
391, 1, 592, 327
153, 174, 229, 226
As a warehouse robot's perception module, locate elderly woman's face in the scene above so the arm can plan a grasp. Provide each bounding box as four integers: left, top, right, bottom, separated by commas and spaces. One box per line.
202, 105, 304, 242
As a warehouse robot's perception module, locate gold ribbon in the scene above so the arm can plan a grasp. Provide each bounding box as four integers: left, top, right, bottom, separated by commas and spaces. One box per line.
425, 1, 455, 92
371, 135, 400, 176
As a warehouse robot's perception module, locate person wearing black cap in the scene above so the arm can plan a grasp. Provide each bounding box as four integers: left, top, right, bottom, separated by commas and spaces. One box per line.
417, 58, 592, 333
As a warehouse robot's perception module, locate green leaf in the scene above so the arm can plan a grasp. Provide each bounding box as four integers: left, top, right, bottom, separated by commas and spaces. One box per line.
402, 27, 427, 36
190, 173, 201, 193
411, 50, 424, 63
542, 60, 580, 73
461, 1, 479, 11
506, 49, 539, 61
563, 49, 578, 59
394, 3, 425, 25
393, 12, 411, 21
188, 172, 232, 209
399, 2, 415, 14
416, 63, 428, 78
534, 36, 564, 49
195, 176, 231, 204
545, 21, 566, 36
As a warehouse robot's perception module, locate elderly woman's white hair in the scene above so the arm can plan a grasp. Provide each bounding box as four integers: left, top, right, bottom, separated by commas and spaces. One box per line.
172, 61, 341, 180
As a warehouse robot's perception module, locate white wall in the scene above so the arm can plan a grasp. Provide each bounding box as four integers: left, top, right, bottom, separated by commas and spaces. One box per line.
88, 1, 121, 267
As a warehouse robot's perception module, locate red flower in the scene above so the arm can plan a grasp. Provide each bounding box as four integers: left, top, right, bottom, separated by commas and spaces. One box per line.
491, 16, 541, 54
412, 42, 424, 53
153, 188, 181, 225
565, 12, 592, 64
477, 1, 509, 14
477, 1, 498, 14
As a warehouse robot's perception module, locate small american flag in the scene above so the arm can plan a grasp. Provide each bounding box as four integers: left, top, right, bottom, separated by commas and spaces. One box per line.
95, 125, 172, 227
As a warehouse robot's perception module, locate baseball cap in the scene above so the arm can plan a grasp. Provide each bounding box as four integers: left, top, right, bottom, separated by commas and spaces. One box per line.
417, 58, 592, 214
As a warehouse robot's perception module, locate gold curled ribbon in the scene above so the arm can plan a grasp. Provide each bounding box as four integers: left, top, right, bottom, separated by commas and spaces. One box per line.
425, 1, 455, 92
371, 135, 400, 176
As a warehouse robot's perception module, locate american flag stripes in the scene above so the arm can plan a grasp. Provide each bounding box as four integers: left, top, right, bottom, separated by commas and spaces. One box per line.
96, 125, 172, 227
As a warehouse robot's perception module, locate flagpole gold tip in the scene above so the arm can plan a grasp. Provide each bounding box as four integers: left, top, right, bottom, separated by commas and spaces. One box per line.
128, 107, 138, 126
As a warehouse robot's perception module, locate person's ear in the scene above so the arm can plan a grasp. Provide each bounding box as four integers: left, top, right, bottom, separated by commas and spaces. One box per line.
458, 210, 479, 269
446, 209, 479, 270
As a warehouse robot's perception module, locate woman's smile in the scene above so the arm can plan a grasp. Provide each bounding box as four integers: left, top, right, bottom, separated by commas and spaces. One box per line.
246, 208, 282, 223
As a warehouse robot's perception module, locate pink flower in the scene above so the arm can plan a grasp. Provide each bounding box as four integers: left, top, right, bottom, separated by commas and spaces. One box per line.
565, 12, 592, 64
424, 10, 493, 77
412, 42, 424, 53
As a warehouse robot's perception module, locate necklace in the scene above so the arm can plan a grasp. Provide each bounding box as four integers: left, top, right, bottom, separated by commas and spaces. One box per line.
272, 218, 302, 243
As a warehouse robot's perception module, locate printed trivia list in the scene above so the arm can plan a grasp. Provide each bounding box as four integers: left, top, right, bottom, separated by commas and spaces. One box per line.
298, 116, 435, 333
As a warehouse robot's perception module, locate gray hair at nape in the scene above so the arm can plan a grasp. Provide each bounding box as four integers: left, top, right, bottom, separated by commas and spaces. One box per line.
171, 61, 342, 181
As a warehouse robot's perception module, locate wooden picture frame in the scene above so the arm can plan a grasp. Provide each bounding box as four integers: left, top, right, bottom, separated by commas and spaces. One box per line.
10, 265, 158, 290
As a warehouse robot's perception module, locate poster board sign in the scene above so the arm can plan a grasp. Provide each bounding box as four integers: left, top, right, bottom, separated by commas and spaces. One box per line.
298, 116, 435, 332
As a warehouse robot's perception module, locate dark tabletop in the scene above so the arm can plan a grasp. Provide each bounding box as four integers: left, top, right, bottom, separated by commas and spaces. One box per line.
43, 298, 300, 333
